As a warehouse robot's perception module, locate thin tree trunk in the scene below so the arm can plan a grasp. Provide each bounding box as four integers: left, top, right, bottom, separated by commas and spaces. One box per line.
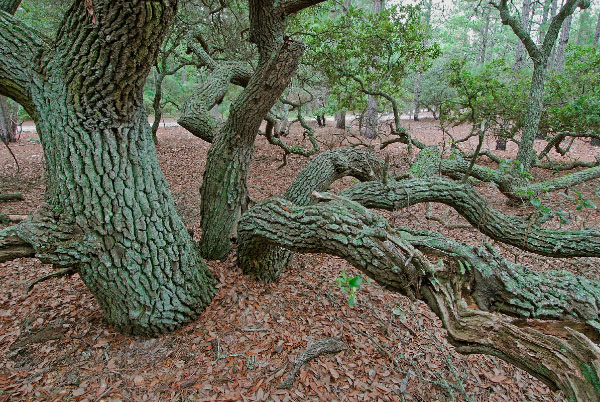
414, 0, 432, 121
362, 0, 384, 139
538, 0, 551, 45
479, 7, 491, 64
413, 73, 422, 121
554, 14, 573, 72
335, 110, 346, 129
151, 70, 165, 143
516, 64, 546, 171
0, 95, 17, 143
548, 0, 559, 66
281, 102, 289, 134
594, 10, 600, 46
514, 0, 532, 71
575, 10, 588, 45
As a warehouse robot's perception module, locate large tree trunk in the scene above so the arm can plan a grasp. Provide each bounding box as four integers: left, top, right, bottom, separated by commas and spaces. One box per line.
0, 1, 217, 335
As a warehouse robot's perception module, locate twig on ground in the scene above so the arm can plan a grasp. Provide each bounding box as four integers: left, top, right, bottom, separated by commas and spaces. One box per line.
278, 337, 347, 389
27, 267, 77, 293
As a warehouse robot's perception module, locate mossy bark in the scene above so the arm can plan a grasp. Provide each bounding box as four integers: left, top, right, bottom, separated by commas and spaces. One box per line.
198, 0, 310, 260
238, 196, 600, 400
0, 1, 217, 335
238, 148, 384, 281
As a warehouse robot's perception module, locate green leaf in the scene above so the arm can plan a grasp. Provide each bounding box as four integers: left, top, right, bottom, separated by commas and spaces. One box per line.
348, 276, 363, 289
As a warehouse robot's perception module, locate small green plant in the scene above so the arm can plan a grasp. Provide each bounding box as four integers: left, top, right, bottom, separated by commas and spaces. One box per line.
336, 270, 365, 306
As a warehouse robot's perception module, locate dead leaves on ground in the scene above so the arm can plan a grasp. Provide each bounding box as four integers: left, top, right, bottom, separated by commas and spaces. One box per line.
0, 123, 589, 401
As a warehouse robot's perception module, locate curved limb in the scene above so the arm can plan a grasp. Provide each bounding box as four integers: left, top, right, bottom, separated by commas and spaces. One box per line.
238, 195, 600, 400
341, 178, 600, 258
239, 148, 384, 281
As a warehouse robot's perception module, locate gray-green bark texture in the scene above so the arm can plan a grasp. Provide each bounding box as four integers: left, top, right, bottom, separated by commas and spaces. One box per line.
495, 0, 590, 173
239, 148, 384, 281
0, 1, 217, 336
197, 0, 325, 260
238, 195, 600, 400
0, 95, 17, 142
341, 178, 600, 258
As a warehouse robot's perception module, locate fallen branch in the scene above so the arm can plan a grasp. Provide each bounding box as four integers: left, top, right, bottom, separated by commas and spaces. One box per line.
278, 337, 348, 389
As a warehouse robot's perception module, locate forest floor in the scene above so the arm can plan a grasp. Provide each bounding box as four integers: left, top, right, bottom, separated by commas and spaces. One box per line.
0, 118, 599, 401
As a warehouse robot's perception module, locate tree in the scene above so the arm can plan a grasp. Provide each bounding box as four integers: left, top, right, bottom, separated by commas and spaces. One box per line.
2, 0, 600, 399
513, 0, 532, 71
413, 0, 433, 121
493, 0, 590, 173
0, 0, 216, 336
362, 0, 385, 139
594, 9, 600, 46
179, 0, 327, 260
0, 95, 17, 143
301, 2, 439, 143
554, 14, 574, 71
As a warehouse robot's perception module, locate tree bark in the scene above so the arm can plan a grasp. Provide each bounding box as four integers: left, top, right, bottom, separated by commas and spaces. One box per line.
362, 0, 384, 139
335, 110, 345, 129
0, 95, 17, 142
514, 0, 532, 71
239, 148, 384, 281
515, 63, 546, 170
548, 0, 559, 66
594, 10, 600, 46
413, 73, 422, 121
554, 14, 573, 72
0, 1, 217, 335
341, 178, 600, 258
479, 7, 491, 65
198, 0, 324, 260
538, 0, 551, 45
238, 196, 600, 400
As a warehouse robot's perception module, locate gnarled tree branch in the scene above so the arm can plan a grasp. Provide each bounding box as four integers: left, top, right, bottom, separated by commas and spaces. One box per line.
0, 10, 47, 114
341, 178, 600, 258
240, 147, 384, 281
238, 195, 600, 400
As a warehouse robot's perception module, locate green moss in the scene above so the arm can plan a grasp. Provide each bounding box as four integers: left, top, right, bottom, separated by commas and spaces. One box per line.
579, 362, 600, 393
